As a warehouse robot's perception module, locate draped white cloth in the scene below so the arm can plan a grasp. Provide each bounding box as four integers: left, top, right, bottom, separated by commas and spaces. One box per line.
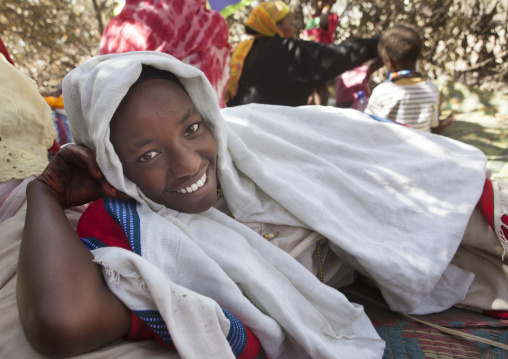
63, 51, 487, 358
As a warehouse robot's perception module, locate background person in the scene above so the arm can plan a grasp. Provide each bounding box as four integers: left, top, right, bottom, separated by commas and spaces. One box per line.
44, 81, 73, 146
364, 24, 454, 133
100, 0, 231, 107
16, 51, 508, 358
17, 52, 385, 358
302, 0, 339, 105
226, 1, 379, 107
0, 53, 56, 224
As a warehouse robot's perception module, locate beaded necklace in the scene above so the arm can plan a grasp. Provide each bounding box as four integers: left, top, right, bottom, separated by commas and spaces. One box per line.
388, 69, 422, 82
316, 239, 324, 283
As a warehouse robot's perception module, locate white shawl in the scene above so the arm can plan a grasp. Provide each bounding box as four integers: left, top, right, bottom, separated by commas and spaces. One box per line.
63, 51, 486, 358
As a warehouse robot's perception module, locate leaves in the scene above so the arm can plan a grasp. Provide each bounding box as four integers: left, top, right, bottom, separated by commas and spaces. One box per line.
0, 0, 116, 94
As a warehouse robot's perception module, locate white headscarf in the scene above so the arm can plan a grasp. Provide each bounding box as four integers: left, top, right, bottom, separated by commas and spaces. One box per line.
63, 51, 487, 358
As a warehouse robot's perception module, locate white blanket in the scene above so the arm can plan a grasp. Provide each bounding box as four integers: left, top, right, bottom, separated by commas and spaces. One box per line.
63, 51, 487, 358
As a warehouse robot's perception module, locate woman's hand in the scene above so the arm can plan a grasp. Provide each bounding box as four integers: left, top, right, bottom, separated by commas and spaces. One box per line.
37, 144, 128, 208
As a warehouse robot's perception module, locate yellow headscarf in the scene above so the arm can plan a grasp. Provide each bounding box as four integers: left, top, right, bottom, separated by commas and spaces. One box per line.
227, 1, 290, 101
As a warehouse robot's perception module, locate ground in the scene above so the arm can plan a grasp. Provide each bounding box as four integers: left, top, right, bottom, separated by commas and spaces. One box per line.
438, 80, 508, 179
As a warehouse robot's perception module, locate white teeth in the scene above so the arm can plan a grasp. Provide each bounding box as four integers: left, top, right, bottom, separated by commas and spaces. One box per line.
177, 172, 207, 194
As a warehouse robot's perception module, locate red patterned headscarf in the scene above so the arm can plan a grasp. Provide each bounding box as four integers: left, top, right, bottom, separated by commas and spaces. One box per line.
100, 0, 231, 107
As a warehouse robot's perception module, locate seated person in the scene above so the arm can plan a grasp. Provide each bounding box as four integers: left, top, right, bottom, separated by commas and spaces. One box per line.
16, 51, 508, 359
365, 24, 454, 133
0, 53, 56, 224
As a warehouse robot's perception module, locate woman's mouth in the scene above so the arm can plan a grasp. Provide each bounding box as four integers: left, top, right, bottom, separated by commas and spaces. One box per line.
176, 172, 207, 194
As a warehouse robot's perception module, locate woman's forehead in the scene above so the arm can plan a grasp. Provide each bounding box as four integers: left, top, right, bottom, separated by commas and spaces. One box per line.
133, 65, 185, 90
118, 78, 192, 114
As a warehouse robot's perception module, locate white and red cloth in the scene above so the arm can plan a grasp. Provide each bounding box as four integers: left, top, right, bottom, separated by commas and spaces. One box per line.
100, 0, 231, 107
63, 51, 489, 358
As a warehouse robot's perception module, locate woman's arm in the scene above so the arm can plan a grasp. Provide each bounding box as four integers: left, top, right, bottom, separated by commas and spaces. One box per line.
17, 145, 131, 358
282, 36, 380, 86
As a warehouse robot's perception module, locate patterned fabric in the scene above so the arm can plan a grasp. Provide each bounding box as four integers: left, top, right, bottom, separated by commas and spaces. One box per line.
227, 1, 289, 99
223, 309, 247, 357
81, 236, 108, 250
134, 309, 174, 346
50, 111, 72, 145
344, 281, 508, 358
79, 197, 255, 357
132, 308, 248, 355
100, 0, 231, 107
365, 77, 440, 132
103, 197, 142, 255
44, 95, 73, 145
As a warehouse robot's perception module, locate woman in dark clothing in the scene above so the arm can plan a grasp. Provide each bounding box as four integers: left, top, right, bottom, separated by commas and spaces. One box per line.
226, 1, 379, 107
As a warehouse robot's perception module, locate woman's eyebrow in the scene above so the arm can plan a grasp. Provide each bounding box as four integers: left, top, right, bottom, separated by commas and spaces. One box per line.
132, 138, 155, 149
179, 108, 195, 125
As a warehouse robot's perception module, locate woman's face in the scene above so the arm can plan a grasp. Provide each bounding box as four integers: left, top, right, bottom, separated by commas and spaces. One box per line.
110, 78, 218, 214
277, 12, 296, 38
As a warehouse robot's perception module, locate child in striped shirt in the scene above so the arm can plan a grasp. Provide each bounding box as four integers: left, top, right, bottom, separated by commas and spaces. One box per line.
365, 24, 453, 133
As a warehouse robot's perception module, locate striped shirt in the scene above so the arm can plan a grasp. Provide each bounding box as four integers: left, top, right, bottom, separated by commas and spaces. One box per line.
365, 77, 439, 132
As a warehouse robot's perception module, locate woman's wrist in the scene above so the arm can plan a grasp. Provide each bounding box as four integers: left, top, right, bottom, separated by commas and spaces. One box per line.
27, 178, 66, 209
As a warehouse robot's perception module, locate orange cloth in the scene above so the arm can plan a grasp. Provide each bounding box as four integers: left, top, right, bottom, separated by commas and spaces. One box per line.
44, 94, 65, 109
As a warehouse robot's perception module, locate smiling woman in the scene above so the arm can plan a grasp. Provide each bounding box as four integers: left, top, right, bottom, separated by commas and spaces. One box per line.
15, 51, 508, 359
110, 70, 218, 214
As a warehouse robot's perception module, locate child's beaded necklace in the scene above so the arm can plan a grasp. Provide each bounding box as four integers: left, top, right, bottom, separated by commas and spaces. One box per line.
388, 69, 422, 82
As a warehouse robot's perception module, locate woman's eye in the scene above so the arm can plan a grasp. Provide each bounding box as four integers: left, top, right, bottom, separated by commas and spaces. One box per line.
139, 151, 160, 162
185, 123, 200, 137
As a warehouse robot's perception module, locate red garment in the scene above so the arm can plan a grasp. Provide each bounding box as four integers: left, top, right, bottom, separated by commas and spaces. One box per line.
100, 0, 231, 108
77, 198, 261, 358
335, 64, 371, 107
0, 36, 15, 66
302, 13, 339, 45
475, 178, 508, 319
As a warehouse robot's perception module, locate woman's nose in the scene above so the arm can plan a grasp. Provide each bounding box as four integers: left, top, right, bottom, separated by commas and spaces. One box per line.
168, 144, 200, 178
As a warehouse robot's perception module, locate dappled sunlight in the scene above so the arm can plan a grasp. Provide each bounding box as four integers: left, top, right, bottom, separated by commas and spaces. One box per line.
363, 166, 463, 218
436, 80, 508, 178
